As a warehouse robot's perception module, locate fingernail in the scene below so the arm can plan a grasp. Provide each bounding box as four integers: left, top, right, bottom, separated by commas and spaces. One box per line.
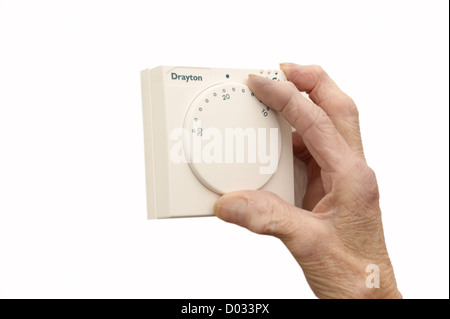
279, 62, 292, 68
215, 197, 248, 219
248, 74, 269, 84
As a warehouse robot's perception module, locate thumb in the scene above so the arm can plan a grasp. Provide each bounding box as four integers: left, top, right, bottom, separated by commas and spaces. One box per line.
214, 190, 311, 241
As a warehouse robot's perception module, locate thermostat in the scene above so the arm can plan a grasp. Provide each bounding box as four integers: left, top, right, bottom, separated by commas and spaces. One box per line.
141, 66, 295, 219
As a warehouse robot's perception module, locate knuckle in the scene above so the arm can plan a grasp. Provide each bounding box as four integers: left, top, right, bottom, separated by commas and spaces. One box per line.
298, 106, 327, 138
259, 210, 278, 236
249, 192, 293, 238
283, 92, 299, 119
309, 65, 327, 79
280, 80, 299, 101
340, 94, 359, 118
364, 167, 380, 199
264, 80, 298, 112
353, 162, 380, 203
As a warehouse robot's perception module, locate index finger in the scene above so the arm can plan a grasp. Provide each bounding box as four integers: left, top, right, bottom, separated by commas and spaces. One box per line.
247, 75, 354, 176
280, 63, 365, 159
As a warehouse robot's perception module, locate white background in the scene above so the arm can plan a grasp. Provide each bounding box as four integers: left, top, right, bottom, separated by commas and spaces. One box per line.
0, 0, 448, 299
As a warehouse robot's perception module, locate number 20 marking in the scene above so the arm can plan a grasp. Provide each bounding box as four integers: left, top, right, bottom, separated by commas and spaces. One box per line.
222, 94, 230, 100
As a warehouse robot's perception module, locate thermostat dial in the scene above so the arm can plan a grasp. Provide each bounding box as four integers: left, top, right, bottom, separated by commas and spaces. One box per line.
183, 82, 282, 195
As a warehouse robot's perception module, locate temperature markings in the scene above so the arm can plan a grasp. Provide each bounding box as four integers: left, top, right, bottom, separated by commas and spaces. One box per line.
261, 107, 271, 117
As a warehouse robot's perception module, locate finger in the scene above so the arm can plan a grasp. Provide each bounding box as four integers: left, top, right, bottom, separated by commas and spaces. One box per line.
280, 63, 365, 158
214, 190, 313, 241
248, 75, 354, 177
292, 131, 312, 164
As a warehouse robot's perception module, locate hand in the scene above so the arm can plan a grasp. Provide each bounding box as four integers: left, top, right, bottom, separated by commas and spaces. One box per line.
214, 63, 402, 299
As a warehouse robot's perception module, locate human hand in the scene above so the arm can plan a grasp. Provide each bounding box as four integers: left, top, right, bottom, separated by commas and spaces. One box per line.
214, 63, 402, 299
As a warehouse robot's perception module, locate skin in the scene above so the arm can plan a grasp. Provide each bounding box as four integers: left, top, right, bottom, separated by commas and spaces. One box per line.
214, 63, 402, 299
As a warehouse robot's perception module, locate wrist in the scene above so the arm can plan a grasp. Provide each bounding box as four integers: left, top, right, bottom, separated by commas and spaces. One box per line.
356, 266, 402, 299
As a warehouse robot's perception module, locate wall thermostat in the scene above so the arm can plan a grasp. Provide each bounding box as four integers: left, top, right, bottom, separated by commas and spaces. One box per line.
141, 66, 294, 219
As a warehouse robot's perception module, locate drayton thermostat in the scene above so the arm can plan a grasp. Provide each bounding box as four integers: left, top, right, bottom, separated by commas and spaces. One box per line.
141, 66, 294, 219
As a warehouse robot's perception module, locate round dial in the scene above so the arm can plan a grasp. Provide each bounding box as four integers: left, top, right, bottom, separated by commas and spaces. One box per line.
183, 82, 282, 195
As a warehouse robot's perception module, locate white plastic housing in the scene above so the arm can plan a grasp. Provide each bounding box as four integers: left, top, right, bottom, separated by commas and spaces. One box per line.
141, 66, 295, 219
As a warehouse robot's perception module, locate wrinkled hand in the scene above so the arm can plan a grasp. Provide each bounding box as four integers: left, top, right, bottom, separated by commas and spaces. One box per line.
214, 63, 401, 299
